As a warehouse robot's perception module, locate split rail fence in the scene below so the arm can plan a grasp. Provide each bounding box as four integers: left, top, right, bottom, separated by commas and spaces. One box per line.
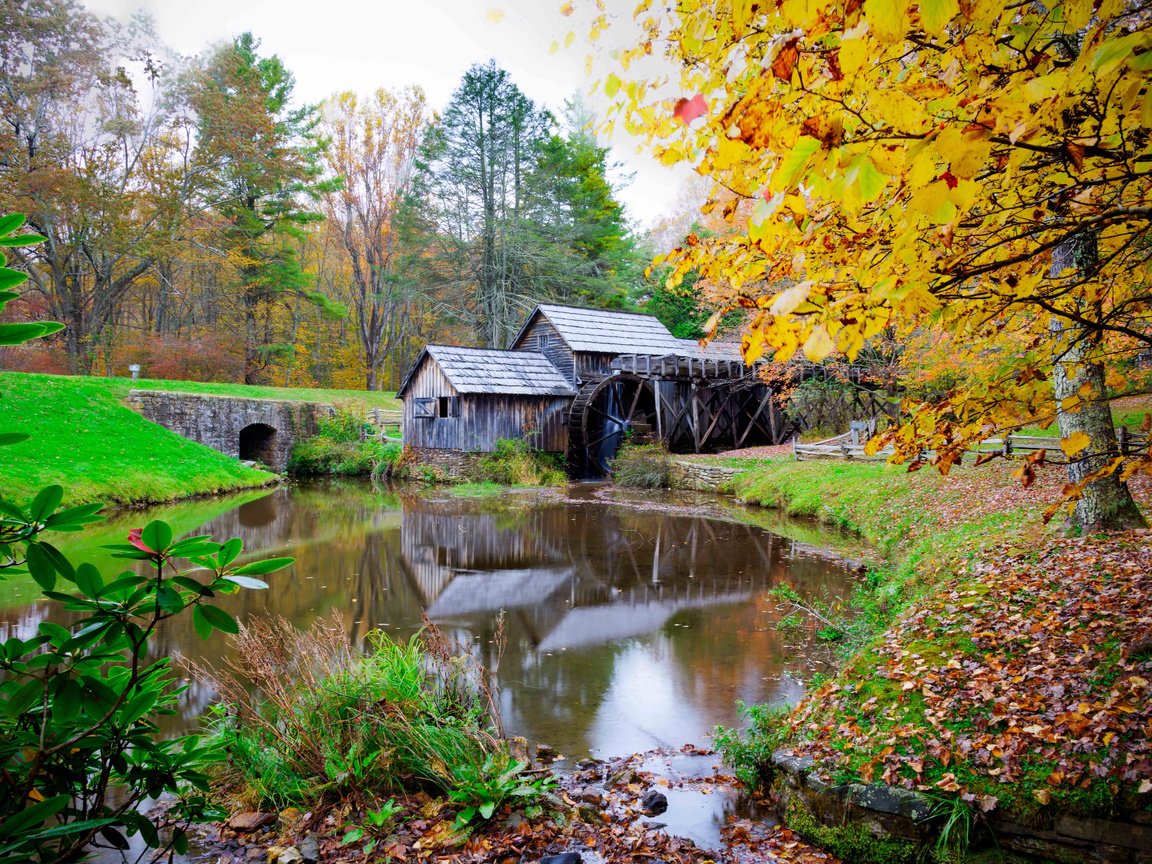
795, 426, 1149, 464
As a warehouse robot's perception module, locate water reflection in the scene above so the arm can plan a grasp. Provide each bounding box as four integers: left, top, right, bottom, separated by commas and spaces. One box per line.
0, 481, 856, 758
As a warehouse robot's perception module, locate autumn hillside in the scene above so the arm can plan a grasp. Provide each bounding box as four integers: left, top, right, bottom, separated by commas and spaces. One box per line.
716, 454, 1152, 860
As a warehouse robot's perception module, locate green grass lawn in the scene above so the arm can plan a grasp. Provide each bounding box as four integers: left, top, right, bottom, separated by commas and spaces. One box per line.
124, 375, 401, 411
0, 372, 399, 506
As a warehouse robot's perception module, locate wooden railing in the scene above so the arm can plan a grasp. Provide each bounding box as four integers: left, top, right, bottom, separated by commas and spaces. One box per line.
363, 408, 403, 443
795, 427, 1149, 463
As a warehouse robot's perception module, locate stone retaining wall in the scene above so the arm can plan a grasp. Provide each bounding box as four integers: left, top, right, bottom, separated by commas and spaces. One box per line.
667, 459, 742, 491
772, 751, 1152, 863
406, 447, 483, 481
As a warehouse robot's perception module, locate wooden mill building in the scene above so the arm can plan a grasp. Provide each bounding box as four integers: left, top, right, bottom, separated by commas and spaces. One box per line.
398, 304, 790, 476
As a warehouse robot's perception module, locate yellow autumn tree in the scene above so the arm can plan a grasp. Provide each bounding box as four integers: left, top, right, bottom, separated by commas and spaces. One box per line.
595, 0, 1152, 531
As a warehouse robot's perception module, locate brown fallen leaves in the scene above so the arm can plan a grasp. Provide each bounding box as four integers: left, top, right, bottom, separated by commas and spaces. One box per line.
782, 530, 1152, 813
201, 747, 840, 864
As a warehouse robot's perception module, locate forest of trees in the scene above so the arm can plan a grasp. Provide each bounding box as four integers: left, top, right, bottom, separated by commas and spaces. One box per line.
0, 0, 665, 389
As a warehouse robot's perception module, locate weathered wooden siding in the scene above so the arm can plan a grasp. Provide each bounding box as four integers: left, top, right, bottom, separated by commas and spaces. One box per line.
575, 352, 615, 384
510, 316, 575, 384
401, 358, 458, 448
404, 369, 570, 453
455, 394, 570, 452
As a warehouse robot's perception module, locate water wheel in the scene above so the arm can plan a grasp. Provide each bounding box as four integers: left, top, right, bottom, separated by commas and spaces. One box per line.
568, 374, 658, 478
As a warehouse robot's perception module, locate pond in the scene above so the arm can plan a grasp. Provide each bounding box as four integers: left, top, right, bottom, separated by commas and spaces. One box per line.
0, 480, 864, 759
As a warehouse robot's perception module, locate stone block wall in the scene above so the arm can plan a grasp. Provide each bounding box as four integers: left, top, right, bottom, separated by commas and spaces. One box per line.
127, 390, 332, 472
667, 459, 742, 491
406, 447, 483, 481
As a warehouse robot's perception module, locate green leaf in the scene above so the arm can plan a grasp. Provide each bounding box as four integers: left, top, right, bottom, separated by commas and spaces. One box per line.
223, 575, 268, 590
0, 269, 26, 290
342, 828, 364, 846
25, 543, 56, 591
156, 583, 184, 614
141, 521, 173, 554
0, 233, 48, 247
172, 575, 207, 594
770, 135, 821, 193
0, 432, 29, 447
29, 485, 64, 522
4, 679, 45, 718
0, 794, 69, 838
198, 604, 238, 634
479, 801, 496, 820
52, 677, 83, 723
121, 688, 158, 725
45, 502, 105, 529
230, 557, 294, 576
167, 536, 218, 558
0, 214, 26, 236
0, 322, 53, 345
38, 621, 71, 647
219, 537, 243, 567
75, 562, 103, 597
37, 542, 75, 581
191, 605, 213, 640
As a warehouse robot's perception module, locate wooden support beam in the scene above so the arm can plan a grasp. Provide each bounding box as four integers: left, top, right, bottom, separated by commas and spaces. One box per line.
737, 388, 773, 449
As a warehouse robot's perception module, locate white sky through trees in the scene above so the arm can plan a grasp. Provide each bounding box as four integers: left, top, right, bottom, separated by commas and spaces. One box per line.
80, 0, 694, 229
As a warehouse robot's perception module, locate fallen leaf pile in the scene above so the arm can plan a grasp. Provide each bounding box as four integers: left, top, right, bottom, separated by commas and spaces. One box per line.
783, 530, 1152, 813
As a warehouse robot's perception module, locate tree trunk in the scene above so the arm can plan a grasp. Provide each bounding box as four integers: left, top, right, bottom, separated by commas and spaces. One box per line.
1049, 235, 1146, 533
1050, 321, 1146, 532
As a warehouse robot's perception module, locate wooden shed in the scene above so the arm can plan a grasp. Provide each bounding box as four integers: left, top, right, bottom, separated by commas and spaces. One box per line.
397, 345, 575, 453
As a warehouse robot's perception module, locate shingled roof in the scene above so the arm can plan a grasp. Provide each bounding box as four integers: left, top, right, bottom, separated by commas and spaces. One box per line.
514, 304, 687, 356
398, 345, 576, 397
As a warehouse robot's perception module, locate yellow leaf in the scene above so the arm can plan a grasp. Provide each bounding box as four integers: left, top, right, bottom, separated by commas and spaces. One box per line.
802, 324, 834, 361
1062, 0, 1094, 27
730, 0, 753, 35
865, 0, 908, 43
485, 8, 505, 23
919, 0, 958, 34
603, 73, 621, 98
936, 126, 991, 179
838, 35, 870, 76
908, 181, 956, 225
1059, 430, 1091, 458
770, 281, 813, 315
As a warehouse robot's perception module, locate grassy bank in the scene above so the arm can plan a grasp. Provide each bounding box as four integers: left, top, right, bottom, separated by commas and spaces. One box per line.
713, 456, 1152, 859
0, 371, 399, 506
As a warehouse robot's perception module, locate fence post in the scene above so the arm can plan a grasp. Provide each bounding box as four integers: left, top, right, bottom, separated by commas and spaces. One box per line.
1118, 426, 1128, 455
1003, 434, 1013, 458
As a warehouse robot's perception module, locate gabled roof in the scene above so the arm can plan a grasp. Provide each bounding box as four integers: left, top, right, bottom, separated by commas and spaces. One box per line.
397, 345, 576, 398
512, 304, 687, 356
678, 338, 744, 362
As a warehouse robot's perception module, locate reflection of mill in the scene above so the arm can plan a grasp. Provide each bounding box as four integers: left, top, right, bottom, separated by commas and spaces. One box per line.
393, 499, 823, 651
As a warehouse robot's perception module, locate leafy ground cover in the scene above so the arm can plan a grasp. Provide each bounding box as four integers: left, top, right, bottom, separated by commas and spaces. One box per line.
700, 451, 1152, 856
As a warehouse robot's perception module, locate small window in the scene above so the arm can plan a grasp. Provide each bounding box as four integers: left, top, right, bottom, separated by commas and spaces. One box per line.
413, 398, 435, 419
539, 333, 550, 350
435, 396, 457, 418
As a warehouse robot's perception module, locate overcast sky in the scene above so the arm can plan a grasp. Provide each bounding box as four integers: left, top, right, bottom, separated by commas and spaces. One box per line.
80, 0, 696, 230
